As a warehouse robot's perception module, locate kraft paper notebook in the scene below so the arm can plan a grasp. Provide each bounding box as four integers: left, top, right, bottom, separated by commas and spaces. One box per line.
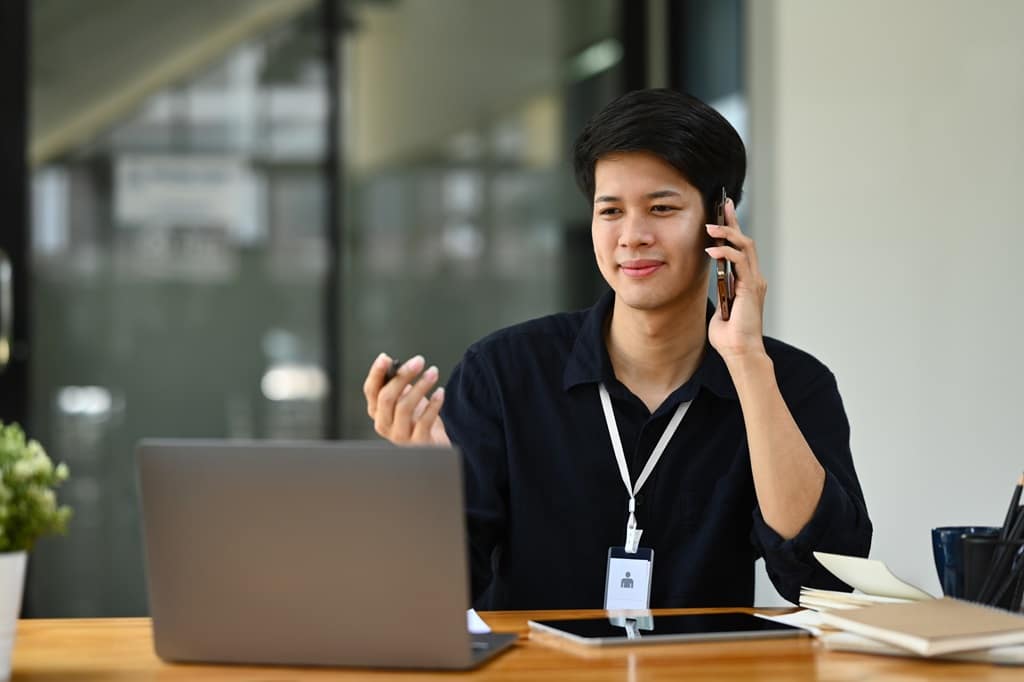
818, 597, 1024, 657
820, 631, 1024, 664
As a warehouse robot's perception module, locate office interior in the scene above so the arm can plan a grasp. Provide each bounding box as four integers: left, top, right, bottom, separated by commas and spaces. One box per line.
1, 0, 1022, 621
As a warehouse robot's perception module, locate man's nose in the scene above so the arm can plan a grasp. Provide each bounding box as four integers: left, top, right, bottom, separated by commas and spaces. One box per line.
619, 214, 654, 248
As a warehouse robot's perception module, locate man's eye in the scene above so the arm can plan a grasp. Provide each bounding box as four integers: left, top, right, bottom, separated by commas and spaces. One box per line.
599, 207, 621, 216
651, 205, 679, 214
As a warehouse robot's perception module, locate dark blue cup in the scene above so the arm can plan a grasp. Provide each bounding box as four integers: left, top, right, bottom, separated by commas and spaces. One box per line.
932, 526, 1001, 598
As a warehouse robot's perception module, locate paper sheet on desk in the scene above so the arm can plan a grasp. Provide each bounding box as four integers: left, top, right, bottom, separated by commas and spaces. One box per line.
467, 609, 491, 634
813, 552, 934, 601
755, 610, 824, 637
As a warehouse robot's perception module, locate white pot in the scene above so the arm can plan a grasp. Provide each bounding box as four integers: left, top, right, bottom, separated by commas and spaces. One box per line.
0, 552, 26, 682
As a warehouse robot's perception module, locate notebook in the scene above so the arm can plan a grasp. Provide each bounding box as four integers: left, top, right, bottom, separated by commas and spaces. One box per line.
820, 630, 1024, 665
818, 597, 1024, 657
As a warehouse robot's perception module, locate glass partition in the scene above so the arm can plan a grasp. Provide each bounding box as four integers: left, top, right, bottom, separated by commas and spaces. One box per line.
28, 3, 332, 616
338, 0, 622, 437
26, 0, 627, 617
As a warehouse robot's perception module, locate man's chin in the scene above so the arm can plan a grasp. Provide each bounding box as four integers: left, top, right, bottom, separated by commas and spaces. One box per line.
614, 291, 674, 311
612, 281, 707, 313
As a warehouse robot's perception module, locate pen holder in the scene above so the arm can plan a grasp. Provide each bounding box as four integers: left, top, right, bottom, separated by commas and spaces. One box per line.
962, 536, 1024, 613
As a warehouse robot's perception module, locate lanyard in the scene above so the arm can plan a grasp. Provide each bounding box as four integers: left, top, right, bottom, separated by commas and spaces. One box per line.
598, 383, 691, 553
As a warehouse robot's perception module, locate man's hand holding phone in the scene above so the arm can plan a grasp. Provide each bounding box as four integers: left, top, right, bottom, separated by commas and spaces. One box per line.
712, 187, 735, 321
704, 196, 768, 363
363, 353, 450, 446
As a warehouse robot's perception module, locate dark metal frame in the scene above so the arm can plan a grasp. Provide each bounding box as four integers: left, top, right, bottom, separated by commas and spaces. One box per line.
0, 0, 30, 430
621, 0, 649, 92
667, 0, 688, 92
322, 0, 343, 439
666, 0, 746, 98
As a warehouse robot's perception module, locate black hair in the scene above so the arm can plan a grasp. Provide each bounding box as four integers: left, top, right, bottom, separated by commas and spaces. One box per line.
572, 88, 746, 221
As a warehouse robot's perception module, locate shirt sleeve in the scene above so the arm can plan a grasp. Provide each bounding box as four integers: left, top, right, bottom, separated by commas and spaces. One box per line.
749, 368, 873, 604
440, 346, 508, 608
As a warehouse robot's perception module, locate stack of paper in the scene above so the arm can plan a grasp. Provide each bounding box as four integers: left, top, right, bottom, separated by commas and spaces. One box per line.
799, 587, 910, 611
783, 551, 1024, 664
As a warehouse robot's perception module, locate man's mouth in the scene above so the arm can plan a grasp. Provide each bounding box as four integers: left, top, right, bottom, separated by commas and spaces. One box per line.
619, 260, 664, 278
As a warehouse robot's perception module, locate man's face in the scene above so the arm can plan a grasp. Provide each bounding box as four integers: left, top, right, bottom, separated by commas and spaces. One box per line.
591, 151, 710, 313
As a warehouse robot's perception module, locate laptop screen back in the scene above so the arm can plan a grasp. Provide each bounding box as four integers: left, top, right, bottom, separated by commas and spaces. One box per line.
137, 440, 473, 668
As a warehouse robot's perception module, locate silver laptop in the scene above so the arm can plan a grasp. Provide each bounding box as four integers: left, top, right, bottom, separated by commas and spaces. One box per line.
136, 439, 516, 669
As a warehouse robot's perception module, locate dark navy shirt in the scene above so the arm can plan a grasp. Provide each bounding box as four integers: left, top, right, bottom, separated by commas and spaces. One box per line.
441, 291, 872, 610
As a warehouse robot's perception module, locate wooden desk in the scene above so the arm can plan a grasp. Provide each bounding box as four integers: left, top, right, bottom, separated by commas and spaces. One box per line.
11, 608, 1018, 681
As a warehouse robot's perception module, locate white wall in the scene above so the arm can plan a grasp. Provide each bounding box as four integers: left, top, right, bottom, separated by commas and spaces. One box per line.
748, 0, 1024, 604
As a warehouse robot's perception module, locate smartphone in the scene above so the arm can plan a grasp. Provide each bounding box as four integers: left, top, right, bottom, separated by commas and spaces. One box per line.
713, 186, 735, 320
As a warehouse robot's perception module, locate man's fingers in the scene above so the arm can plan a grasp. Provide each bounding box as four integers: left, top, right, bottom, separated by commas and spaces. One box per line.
374, 355, 425, 436
394, 365, 439, 425
725, 197, 740, 228
706, 222, 752, 251
363, 352, 392, 417
412, 389, 445, 443
412, 395, 429, 421
706, 223, 761, 277
365, 353, 446, 446
430, 407, 451, 447
705, 245, 766, 298
724, 198, 762, 274
705, 245, 752, 283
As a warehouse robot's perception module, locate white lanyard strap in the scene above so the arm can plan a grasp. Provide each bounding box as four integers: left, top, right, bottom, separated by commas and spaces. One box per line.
598, 383, 691, 552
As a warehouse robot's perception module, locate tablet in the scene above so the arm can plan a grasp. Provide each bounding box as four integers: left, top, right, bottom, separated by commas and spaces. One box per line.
528, 613, 808, 647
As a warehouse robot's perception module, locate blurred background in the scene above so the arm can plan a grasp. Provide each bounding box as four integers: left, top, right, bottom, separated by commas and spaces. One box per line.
0, 0, 1020, 616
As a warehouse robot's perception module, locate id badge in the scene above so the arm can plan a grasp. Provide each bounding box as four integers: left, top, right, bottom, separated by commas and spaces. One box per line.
603, 546, 654, 610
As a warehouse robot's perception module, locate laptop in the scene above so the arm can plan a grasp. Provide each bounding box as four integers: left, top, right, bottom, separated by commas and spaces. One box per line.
136, 439, 516, 669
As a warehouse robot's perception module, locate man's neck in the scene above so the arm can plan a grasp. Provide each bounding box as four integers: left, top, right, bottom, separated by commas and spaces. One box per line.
604, 292, 708, 413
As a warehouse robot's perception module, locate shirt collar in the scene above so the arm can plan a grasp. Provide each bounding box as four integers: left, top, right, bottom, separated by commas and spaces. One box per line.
562, 290, 739, 404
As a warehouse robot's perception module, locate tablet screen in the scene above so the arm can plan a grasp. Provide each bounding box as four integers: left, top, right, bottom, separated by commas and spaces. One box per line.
529, 613, 806, 646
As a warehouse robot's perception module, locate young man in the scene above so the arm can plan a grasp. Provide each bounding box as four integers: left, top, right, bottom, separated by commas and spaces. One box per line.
363, 89, 871, 610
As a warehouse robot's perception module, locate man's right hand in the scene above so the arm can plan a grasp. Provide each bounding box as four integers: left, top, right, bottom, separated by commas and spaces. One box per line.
363, 353, 450, 446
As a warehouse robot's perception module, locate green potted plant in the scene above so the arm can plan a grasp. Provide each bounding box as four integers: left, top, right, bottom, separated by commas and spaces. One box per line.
0, 422, 71, 680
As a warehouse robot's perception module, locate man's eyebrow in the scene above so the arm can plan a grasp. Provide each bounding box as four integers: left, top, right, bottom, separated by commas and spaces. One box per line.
594, 190, 683, 203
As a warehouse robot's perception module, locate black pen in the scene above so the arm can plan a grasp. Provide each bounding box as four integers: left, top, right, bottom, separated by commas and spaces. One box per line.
977, 475, 1024, 604
979, 507, 1024, 604
1009, 546, 1024, 612
1000, 474, 1024, 540
989, 541, 1024, 609
384, 358, 403, 382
